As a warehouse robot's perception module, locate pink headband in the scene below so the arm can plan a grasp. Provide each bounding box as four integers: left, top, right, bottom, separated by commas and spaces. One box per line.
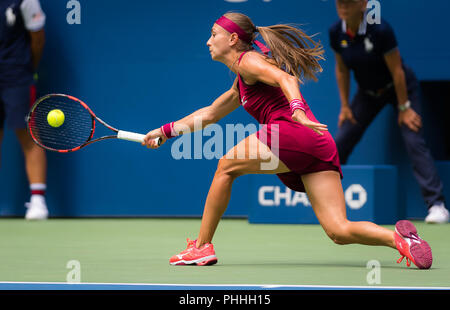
215, 15, 270, 55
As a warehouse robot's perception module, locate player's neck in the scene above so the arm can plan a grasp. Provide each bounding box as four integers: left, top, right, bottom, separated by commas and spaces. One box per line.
223, 50, 242, 74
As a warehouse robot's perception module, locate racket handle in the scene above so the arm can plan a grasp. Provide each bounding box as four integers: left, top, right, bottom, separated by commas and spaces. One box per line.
117, 130, 161, 146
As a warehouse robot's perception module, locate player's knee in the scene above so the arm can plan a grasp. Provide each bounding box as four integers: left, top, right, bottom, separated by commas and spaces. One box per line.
325, 222, 352, 245
216, 157, 244, 179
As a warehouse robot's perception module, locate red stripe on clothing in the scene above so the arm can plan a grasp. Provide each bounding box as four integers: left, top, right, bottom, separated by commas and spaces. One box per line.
31, 190, 45, 196
346, 29, 355, 40
29, 84, 37, 108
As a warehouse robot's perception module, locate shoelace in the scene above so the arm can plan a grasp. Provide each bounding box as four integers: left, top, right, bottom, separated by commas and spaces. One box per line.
396, 232, 421, 267
182, 239, 197, 252
396, 255, 411, 267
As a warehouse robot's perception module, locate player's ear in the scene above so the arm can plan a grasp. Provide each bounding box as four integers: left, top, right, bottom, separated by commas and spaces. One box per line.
229, 33, 239, 46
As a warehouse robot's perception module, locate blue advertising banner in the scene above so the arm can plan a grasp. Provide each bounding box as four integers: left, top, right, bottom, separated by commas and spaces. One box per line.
248, 165, 398, 224
0, 1, 448, 219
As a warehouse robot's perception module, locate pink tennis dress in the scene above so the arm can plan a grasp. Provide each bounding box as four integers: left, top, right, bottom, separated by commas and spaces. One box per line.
237, 51, 343, 192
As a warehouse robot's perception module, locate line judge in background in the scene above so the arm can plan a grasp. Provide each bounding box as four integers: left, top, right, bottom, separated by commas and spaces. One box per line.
329, 0, 448, 223
0, 0, 47, 220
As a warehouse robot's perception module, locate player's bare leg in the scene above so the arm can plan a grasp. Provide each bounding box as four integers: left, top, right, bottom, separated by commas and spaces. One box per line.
301, 170, 396, 248
196, 133, 289, 248
302, 170, 434, 268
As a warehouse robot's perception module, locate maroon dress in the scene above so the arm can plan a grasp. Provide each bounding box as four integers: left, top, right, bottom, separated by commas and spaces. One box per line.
236, 51, 342, 192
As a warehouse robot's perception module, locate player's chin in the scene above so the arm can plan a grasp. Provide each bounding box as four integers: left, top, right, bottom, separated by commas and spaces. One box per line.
209, 51, 220, 61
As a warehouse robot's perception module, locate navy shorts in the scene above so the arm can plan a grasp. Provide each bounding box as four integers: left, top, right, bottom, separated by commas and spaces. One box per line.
0, 84, 36, 130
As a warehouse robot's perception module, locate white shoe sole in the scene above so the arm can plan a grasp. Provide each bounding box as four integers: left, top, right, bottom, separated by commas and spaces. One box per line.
170, 255, 217, 266
25, 212, 48, 220
425, 214, 449, 224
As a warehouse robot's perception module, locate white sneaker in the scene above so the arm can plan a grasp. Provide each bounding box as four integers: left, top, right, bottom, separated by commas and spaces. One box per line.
25, 195, 49, 220
425, 204, 449, 224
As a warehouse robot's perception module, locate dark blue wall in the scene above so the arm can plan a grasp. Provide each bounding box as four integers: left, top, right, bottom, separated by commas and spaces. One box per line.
1, 0, 449, 218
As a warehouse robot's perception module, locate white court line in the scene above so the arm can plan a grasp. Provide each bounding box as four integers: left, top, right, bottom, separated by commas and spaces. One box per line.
0, 281, 449, 290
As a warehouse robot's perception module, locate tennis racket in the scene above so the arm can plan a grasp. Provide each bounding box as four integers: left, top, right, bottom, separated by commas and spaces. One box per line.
26, 93, 161, 153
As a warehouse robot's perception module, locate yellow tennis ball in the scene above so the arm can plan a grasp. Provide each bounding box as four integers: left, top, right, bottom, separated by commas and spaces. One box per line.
47, 109, 65, 127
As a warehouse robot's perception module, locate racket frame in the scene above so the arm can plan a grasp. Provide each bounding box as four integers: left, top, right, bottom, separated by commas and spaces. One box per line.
27, 94, 155, 153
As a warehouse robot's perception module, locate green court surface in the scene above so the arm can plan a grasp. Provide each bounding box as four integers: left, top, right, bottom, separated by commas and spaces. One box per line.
0, 218, 449, 288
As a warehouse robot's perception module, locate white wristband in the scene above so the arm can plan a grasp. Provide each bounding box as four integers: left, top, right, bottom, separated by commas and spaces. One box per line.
398, 100, 411, 112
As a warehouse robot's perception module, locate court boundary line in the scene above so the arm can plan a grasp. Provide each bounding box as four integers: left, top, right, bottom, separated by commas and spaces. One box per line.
0, 281, 449, 290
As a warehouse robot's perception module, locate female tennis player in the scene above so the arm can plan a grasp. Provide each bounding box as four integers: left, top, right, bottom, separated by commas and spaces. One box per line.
143, 12, 433, 269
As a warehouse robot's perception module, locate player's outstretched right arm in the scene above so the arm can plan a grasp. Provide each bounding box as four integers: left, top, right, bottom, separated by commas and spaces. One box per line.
142, 79, 241, 149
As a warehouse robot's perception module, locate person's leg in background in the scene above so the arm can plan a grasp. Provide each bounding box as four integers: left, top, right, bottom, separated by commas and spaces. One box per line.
3, 84, 48, 220
335, 90, 386, 164
0, 94, 4, 167
16, 128, 48, 220
393, 75, 448, 223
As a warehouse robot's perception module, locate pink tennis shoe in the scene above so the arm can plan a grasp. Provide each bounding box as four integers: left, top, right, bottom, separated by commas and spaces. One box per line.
169, 238, 218, 266
394, 220, 433, 269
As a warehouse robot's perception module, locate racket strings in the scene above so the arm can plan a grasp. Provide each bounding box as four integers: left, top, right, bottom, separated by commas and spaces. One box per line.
29, 96, 94, 151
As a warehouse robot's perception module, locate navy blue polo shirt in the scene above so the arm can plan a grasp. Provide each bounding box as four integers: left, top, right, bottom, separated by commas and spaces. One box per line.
0, 0, 45, 87
329, 17, 405, 92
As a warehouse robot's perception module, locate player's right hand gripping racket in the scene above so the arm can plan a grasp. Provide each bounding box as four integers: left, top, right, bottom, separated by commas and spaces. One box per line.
27, 94, 161, 152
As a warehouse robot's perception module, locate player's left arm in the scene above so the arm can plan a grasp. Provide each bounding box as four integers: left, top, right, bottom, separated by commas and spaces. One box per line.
384, 49, 422, 132
238, 52, 328, 135
238, 52, 300, 101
